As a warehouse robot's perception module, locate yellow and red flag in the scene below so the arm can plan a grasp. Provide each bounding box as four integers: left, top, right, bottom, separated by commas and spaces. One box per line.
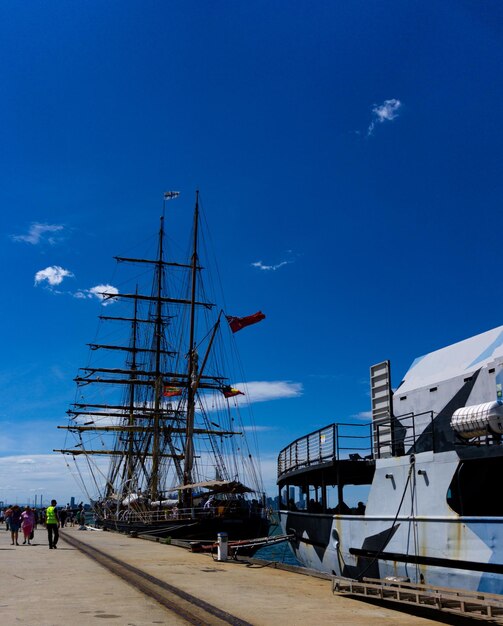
221, 386, 245, 398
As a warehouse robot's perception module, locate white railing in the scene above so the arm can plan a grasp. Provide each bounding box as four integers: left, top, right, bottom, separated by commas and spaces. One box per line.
108, 502, 263, 524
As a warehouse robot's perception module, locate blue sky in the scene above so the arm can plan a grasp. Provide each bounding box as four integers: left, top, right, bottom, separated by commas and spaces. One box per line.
1, 1, 502, 505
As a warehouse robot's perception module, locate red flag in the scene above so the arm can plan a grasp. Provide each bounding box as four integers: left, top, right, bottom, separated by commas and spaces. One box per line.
226, 311, 265, 333
221, 386, 245, 398
163, 386, 182, 397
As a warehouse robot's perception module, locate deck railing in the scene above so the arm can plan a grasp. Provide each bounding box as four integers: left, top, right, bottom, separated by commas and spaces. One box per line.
277, 411, 439, 479
277, 422, 372, 478
374, 410, 435, 457
114, 506, 216, 523
103, 502, 265, 525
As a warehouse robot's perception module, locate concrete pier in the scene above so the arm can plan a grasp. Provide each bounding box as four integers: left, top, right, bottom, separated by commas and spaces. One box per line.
2, 524, 482, 625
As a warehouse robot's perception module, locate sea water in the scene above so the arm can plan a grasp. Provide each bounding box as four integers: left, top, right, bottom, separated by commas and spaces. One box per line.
253, 513, 302, 567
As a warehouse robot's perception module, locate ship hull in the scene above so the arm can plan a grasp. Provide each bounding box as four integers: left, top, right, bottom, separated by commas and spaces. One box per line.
279, 449, 503, 594
279, 509, 503, 594
100, 514, 269, 551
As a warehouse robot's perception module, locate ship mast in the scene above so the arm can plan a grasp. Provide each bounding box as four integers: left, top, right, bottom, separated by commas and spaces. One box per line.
125, 289, 139, 485
102, 291, 141, 497
150, 209, 167, 501
56, 191, 239, 505
182, 191, 200, 505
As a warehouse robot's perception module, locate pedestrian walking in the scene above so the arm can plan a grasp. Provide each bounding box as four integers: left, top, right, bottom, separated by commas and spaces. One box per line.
59, 507, 67, 528
4, 505, 12, 532
21, 506, 36, 545
9, 505, 21, 546
45, 499, 60, 549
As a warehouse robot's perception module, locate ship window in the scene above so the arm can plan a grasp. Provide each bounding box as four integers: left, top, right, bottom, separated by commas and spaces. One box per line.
489, 368, 495, 374
429, 387, 437, 392
447, 458, 503, 516
399, 396, 407, 401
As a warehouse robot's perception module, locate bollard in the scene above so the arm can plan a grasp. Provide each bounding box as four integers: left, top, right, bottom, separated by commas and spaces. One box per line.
217, 532, 228, 561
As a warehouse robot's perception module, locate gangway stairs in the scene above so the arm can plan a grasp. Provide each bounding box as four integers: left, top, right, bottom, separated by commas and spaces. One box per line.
332, 576, 503, 622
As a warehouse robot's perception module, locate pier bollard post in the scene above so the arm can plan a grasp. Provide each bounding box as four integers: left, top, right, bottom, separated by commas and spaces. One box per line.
217, 532, 228, 561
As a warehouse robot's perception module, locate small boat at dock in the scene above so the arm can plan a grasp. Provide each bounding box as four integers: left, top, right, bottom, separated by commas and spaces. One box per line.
187, 532, 295, 557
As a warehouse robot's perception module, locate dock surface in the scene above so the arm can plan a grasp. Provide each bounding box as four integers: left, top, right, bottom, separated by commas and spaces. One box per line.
2, 524, 484, 625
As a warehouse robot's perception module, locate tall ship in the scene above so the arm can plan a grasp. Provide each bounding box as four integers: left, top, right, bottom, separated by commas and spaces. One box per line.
57, 191, 269, 544
278, 325, 503, 594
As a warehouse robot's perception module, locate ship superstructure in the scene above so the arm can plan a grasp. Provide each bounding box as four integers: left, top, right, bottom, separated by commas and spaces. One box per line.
278, 326, 503, 593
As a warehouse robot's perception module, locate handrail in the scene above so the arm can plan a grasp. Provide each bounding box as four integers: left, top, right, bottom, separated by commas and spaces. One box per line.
105, 502, 265, 524
277, 422, 373, 478
277, 410, 439, 478
374, 410, 435, 458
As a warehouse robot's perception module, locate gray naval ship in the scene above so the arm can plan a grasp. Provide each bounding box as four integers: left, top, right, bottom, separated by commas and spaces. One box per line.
278, 325, 503, 594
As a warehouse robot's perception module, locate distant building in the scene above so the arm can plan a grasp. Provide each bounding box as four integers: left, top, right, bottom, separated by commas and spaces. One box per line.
266, 495, 280, 511
70, 497, 75, 508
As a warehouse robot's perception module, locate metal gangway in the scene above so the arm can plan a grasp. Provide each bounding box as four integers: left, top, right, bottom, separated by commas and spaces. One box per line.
332, 576, 503, 622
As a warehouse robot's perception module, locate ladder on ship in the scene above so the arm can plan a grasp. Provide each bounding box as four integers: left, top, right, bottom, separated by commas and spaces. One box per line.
332, 576, 503, 622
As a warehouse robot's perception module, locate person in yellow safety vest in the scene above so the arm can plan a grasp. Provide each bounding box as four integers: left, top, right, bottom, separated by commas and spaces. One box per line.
45, 499, 60, 549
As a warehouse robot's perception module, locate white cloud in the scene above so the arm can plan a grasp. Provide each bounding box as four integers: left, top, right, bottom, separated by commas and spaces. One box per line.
235, 380, 303, 404
251, 260, 290, 271
242, 425, 276, 433
74, 284, 119, 305
352, 411, 372, 421
0, 436, 282, 504
0, 454, 90, 505
88, 284, 119, 305
33, 271, 119, 304
12, 222, 64, 245
34, 265, 74, 286
367, 98, 402, 136
373, 99, 402, 122
202, 380, 302, 412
